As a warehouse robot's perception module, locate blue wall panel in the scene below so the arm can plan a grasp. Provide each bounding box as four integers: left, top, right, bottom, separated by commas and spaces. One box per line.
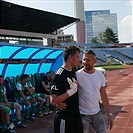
51, 55, 63, 72
32, 50, 53, 59
46, 50, 63, 59
0, 46, 21, 58
4, 64, 25, 77
24, 64, 40, 75
13, 48, 39, 59
39, 63, 52, 73
0, 43, 63, 77
0, 65, 5, 75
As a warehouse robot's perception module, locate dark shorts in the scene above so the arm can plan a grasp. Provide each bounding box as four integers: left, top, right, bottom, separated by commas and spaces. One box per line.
54, 115, 83, 133
32, 93, 45, 100
39, 87, 50, 95
0, 102, 16, 110
16, 96, 33, 105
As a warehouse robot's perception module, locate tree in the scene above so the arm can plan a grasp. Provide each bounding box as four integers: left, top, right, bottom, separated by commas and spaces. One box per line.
91, 27, 119, 44
103, 27, 119, 43
98, 32, 104, 44
91, 36, 99, 44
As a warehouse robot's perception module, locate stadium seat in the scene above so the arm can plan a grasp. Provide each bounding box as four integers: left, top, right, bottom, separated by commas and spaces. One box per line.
0, 109, 2, 130
16, 74, 21, 82
4, 76, 16, 102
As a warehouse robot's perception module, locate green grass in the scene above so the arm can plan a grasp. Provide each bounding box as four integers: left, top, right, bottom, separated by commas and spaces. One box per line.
95, 64, 126, 71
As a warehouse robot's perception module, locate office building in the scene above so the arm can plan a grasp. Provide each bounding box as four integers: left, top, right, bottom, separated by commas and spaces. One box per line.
85, 10, 118, 43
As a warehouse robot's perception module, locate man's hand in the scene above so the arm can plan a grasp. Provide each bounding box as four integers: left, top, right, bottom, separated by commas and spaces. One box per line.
108, 115, 114, 130
56, 102, 67, 110
66, 78, 78, 97
4, 103, 12, 108
32, 98, 37, 103
26, 100, 30, 106
31, 89, 35, 93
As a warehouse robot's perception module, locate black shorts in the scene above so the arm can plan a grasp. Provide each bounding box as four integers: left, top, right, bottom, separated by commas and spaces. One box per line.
54, 115, 83, 133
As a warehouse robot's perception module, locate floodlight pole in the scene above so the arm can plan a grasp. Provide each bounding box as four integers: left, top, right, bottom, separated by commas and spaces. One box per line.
74, 0, 86, 44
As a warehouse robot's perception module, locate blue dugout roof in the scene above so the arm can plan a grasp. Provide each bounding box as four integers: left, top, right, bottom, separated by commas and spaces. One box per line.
0, 43, 63, 77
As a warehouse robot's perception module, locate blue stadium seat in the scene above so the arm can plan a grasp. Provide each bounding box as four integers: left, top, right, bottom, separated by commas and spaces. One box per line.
4, 76, 16, 102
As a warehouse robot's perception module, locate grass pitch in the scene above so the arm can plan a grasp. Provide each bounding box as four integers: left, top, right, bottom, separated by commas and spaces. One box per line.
95, 64, 126, 71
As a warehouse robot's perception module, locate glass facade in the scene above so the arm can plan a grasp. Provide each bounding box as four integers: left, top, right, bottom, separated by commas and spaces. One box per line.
85, 10, 118, 43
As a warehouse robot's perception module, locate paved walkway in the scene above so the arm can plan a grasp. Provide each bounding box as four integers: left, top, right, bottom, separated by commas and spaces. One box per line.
16, 65, 133, 133
106, 65, 133, 133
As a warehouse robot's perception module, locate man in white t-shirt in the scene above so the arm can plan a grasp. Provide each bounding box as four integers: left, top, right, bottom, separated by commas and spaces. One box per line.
76, 50, 114, 133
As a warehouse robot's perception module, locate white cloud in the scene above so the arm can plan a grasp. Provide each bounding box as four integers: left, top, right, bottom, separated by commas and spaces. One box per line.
130, 0, 133, 5
125, 0, 132, 6
118, 15, 132, 43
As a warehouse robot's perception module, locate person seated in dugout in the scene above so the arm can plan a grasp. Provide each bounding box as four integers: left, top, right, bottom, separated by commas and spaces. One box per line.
0, 105, 16, 133
14, 74, 38, 122
95, 67, 106, 77
0, 75, 27, 129
41, 71, 55, 95
26, 81, 53, 115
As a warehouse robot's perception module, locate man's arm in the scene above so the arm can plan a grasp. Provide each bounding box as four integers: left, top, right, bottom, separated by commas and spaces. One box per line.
42, 81, 50, 92
50, 93, 69, 106
3, 94, 9, 104
100, 87, 110, 113
26, 87, 36, 101
23, 82, 36, 102
50, 78, 77, 106
3, 87, 9, 104
30, 87, 35, 93
18, 90, 29, 102
100, 87, 114, 130
2, 88, 11, 108
0, 101, 11, 108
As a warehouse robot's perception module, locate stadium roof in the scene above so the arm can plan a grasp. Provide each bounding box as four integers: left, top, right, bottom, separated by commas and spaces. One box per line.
0, 0, 80, 36
0, 42, 63, 77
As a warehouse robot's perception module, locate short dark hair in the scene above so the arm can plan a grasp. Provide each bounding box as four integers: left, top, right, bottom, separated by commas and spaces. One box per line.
83, 50, 96, 59
46, 71, 50, 76
0, 75, 4, 79
63, 46, 80, 62
21, 74, 29, 81
46, 71, 54, 75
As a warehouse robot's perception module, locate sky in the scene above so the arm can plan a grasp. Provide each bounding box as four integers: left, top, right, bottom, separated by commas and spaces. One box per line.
5, 0, 132, 43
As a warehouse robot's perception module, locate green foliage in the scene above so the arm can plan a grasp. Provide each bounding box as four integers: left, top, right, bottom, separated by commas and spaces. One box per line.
98, 32, 105, 44
103, 27, 119, 43
91, 36, 99, 44
91, 27, 119, 44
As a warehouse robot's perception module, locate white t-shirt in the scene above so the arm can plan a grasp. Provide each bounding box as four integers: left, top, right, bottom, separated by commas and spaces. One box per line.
3, 87, 6, 94
16, 82, 28, 91
76, 68, 106, 115
16, 82, 22, 91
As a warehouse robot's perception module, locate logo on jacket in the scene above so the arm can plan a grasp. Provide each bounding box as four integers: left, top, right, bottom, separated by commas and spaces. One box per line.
51, 85, 58, 91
